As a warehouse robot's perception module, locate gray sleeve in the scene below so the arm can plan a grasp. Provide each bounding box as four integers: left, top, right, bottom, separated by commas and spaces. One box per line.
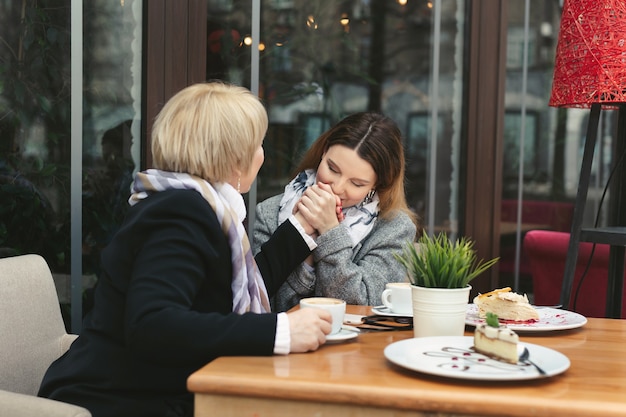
252, 195, 282, 256
257, 199, 417, 311
312, 212, 417, 306
272, 264, 316, 312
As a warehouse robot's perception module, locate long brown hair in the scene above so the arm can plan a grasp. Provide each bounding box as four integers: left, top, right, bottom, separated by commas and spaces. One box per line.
295, 112, 418, 225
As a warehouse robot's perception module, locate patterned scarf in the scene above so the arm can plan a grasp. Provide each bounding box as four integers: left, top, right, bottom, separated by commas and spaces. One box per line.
129, 169, 270, 314
278, 169, 379, 246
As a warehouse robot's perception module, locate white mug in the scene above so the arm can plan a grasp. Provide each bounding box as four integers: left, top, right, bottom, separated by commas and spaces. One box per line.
299, 297, 346, 334
381, 282, 412, 315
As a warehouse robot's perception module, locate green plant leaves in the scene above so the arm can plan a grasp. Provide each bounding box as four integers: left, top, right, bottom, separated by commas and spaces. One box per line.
393, 232, 499, 289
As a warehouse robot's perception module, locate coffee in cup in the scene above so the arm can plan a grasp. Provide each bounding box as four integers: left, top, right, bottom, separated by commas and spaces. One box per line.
381, 282, 412, 315
299, 297, 346, 334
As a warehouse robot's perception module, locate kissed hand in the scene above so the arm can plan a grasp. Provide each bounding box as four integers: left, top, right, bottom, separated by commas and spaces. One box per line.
295, 182, 341, 235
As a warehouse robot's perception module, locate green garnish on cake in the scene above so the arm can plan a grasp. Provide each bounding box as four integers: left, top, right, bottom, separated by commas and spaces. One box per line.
486, 312, 500, 327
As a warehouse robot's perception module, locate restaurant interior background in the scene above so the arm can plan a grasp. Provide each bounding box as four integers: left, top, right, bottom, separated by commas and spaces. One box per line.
0, 0, 619, 331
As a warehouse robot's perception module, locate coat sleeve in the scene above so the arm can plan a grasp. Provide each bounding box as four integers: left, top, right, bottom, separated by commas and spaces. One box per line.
271, 211, 417, 311
254, 218, 312, 295
111, 190, 279, 368
252, 194, 312, 295
311, 212, 417, 306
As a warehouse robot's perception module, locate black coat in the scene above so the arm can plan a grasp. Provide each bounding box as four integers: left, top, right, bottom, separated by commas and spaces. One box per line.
38, 189, 311, 417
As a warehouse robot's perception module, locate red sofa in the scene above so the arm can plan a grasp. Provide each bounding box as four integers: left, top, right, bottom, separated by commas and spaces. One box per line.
523, 230, 626, 318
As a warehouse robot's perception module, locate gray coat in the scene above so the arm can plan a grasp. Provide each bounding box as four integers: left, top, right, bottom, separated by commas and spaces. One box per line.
253, 194, 417, 312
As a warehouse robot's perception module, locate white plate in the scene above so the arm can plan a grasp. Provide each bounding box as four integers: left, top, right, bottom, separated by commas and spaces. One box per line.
371, 305, 413, 317
384, 336, 570, 381
465, 304, 587, 331
326, 329, 358, 342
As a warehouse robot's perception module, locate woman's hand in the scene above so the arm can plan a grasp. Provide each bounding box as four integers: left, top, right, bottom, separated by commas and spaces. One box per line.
293, 211, 316, 236
286, 307, 332, 352
295, 182, 341, 235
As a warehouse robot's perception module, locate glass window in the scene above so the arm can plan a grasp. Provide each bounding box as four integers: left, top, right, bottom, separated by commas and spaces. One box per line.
206, 0, 467, 237
82, 0, 142, 279
0, 0, 142, 329
501, 1, 566, 295
501, 0, 618, 297
0, 1, 73, 267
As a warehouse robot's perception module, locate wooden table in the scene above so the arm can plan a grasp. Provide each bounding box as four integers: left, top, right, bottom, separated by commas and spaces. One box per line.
187, 306, 626, 417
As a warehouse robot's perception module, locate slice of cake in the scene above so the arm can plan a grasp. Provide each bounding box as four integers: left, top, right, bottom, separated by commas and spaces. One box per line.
473, 287, 539, 322
473, 313, 519, 364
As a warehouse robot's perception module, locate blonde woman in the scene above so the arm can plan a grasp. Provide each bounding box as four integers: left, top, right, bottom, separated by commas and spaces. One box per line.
254, 112, 418, 312
39, 82, 332, 417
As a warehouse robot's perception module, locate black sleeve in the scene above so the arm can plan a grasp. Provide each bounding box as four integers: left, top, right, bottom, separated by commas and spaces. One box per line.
254, 219, 312, 295
107, 190, 278, 368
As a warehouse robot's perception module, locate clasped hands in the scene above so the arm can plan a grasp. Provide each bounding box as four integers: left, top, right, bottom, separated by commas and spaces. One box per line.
292, 182, 343, 236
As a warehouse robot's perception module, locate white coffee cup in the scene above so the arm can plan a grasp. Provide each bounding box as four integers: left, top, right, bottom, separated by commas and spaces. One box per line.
299, 297, 346, 335
381, 282, 412, 315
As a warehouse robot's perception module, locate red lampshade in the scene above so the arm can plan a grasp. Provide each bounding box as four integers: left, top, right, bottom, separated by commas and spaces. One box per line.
549, 0, 626, 108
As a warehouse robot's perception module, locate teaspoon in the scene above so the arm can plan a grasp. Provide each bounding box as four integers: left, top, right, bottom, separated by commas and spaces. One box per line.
519, 346, 547, 375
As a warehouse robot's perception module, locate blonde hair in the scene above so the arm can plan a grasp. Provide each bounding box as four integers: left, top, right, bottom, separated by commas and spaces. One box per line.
151, 82, 268, 182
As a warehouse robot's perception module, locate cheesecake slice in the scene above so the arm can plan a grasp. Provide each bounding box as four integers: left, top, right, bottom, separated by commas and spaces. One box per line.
473, 313, 519, 364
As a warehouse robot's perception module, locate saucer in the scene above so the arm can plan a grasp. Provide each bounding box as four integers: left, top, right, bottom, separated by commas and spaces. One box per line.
326, 329, 358, 343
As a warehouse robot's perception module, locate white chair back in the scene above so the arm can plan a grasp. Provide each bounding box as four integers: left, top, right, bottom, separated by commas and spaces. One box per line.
0, 254, 77, 396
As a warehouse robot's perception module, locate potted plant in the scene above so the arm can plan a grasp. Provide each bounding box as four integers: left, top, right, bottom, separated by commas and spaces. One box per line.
394, 232, 499, 337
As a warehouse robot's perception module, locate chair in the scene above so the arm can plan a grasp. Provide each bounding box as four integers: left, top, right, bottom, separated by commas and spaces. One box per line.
523, 230, 626, 318
0, 254, 91, 417
499, 200, 574, 290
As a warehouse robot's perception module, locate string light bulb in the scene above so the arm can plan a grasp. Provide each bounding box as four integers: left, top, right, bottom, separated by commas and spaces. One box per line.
340, 13, 350, 26
306, 15, 318, 30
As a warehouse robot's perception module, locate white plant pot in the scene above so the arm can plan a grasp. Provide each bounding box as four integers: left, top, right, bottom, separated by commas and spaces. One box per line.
411, 285, 471, 338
